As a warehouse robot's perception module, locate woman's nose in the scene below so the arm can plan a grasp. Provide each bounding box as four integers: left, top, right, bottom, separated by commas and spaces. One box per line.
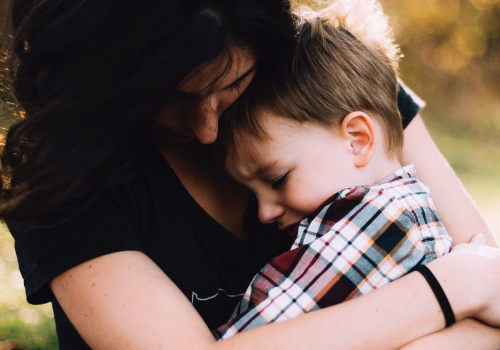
191, 94, 220, 144
258, 197, 284, 224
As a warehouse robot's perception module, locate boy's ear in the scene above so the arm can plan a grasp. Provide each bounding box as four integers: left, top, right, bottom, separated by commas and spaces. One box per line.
340, 111, 377, 168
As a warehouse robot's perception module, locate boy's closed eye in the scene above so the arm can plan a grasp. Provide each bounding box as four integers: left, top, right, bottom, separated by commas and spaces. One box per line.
271, 172, 290, 190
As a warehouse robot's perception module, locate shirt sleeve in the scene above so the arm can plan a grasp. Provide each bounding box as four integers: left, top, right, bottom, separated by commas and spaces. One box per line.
8, 189, 143, 305
398, 80, 425, 129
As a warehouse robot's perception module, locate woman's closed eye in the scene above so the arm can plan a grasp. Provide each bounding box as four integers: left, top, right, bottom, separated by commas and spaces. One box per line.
223, 64, 256, 92
225, 75, 248, 92
271, 172, 290, 190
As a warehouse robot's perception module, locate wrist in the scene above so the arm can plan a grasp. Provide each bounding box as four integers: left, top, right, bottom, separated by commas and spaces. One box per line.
412, 265, 455, 327
424, 256, 480, 322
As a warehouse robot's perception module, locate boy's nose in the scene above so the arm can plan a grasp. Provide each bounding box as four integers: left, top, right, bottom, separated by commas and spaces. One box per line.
258, 198, 284, 224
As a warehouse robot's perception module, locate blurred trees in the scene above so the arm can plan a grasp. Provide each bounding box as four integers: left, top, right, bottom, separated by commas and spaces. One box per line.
378, 0, 500, 191
380, 0, 500, 135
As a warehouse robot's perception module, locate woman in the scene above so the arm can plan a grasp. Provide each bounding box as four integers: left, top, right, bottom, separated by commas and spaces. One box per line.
2, 0, 500, 349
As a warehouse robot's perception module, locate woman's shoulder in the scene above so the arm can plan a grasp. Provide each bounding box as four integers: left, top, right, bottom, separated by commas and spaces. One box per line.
398, 80, 425, 129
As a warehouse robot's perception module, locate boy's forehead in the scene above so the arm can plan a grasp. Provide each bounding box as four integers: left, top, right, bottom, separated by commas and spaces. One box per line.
227, 114, 299, 162
225, 116, 302, 179
226, 133, 271, 179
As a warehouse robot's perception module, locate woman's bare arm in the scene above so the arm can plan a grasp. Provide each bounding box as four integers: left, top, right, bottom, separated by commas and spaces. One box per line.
50, 241, 500, 350
400, 318, 500, 350
402, 114, 498, 247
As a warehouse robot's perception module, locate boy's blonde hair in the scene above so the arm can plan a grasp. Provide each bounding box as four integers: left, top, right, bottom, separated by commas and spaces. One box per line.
220, 0, 404, 161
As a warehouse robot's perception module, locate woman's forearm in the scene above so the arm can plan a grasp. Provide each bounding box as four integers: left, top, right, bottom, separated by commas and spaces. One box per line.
51, 252, 443, 350
402, 114, 498, 247
399, 319, 500, 350
214, 270, 446, 350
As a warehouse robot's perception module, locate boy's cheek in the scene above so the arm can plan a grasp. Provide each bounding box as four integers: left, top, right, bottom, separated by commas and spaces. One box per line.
283, 191, 319, 218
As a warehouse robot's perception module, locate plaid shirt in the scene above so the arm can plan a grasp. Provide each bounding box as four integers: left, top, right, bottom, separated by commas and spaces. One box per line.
213, 165, 452, 340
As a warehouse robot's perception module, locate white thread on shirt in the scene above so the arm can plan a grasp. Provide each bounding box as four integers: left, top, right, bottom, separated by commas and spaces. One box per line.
191, 288, 244, 304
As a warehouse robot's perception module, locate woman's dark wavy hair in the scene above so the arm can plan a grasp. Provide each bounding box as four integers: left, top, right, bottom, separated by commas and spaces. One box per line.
1, 0, 296, 223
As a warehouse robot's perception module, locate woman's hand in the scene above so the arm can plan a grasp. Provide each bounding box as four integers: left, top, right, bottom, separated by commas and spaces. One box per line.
398, 234, 500, 350
449, 234, 500, 327
425, 233, 500, 328
399, 318, 500, 350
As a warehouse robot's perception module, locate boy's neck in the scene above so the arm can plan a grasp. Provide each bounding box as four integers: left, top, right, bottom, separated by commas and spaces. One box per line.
362, 151, 403, 186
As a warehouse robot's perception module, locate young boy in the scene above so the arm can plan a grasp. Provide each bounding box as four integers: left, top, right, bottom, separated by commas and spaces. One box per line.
213, 0, 452, 340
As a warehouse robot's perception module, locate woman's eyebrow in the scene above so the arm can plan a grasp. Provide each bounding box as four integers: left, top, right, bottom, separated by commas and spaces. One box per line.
223, 64, 257, 90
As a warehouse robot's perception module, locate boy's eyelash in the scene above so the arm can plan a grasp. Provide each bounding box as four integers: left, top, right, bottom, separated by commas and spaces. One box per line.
271, 172, 290, 190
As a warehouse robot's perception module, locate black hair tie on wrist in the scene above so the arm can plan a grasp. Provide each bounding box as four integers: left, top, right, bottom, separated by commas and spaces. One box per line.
412, 264, 456, 327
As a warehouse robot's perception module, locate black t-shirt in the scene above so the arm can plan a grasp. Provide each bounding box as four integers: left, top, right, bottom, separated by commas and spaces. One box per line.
8, 84, 421, 349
